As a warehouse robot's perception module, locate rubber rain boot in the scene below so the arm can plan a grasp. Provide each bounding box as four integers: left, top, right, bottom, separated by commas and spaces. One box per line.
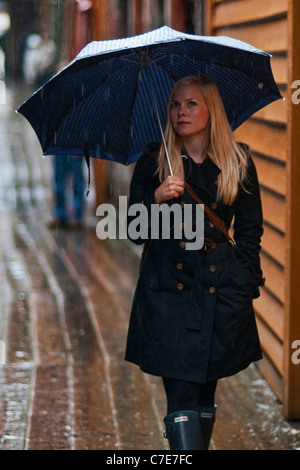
197, 405, 217, 450
163, 410, 204, 450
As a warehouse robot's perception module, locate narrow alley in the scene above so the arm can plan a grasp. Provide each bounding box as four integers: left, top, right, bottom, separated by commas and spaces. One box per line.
0, 82, 299, 452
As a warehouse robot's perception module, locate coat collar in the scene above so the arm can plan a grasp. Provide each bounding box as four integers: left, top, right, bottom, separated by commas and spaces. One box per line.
182, 152, 221, 201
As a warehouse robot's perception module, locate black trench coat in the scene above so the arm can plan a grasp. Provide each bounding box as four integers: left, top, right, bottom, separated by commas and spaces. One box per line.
125, 143, 264, 383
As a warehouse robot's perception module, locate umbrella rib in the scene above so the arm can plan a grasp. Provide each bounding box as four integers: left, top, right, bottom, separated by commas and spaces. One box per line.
154, 51, 259, 81
46, 62, 135, 150
73, 62, 132, 106
151, 60, 178, 82
124, 67, 143, 154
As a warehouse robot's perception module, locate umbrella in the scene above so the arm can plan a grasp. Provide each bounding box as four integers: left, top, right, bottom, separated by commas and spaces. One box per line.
17, 26, 282, 173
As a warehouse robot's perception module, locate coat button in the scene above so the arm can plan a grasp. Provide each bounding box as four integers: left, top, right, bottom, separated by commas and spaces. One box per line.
177, 283, 184, 291
209, 221, 214, 228
210, 202, 217, 210
179, 241, 186, 249
176, 263, 183, 270
180, 201, 185, 208
210, 265, 217, 272
209, 286, 216, 294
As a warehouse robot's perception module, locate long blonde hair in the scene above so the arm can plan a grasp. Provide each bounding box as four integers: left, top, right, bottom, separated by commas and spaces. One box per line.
157, 76, 249, 205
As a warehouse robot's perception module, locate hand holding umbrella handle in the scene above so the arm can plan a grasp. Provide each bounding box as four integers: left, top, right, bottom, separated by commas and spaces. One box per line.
154, 175, 185, 204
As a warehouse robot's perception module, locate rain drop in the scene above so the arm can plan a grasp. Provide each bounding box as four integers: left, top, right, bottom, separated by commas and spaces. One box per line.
105, 86, 110, 101
15, 351, 25, 358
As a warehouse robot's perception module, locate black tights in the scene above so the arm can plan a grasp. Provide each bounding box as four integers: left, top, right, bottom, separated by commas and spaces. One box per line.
162, 377, 218, 415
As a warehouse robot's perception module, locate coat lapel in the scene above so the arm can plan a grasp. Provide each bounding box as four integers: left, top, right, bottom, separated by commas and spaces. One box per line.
183, 154, 221, 202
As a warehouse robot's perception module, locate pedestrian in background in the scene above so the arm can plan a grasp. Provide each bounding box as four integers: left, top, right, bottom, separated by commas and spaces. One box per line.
22, 32, 56, 87
49, 154, 85, 229
125, 75, 265, 450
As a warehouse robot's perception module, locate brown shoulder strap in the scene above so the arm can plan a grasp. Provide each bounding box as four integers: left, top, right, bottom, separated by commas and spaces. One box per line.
184, 182, 235, 247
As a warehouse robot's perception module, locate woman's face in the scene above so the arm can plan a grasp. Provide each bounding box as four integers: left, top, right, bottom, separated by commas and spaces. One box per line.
169, 83, 210, 139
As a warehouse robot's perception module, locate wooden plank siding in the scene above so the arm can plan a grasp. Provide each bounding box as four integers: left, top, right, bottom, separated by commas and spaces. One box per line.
207, 0, 289, 408
284, 0, 300, 419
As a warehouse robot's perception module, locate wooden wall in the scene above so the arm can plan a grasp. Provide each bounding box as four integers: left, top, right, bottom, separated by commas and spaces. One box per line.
285, 0, 300, 420
91, 0, 122, 206
207, 0, 300, 418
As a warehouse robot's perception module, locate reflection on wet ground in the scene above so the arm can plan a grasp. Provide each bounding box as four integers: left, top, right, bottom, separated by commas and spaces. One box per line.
0, 81, 299, 450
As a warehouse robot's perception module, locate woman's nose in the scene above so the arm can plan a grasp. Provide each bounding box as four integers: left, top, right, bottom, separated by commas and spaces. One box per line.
178, 105, 186, 116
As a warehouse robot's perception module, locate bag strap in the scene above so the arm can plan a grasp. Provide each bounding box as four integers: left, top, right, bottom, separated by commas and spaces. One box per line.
184, 181, 236, 248
140, 181, 235, 271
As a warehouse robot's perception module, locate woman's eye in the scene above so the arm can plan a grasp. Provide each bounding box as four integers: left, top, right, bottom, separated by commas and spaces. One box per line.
171, 102, 179, 108
188, 101, 197, 106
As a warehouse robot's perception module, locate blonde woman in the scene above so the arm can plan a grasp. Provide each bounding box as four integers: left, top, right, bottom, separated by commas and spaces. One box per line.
125, 76, 265, 450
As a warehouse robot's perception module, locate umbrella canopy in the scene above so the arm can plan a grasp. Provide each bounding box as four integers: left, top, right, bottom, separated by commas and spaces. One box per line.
17, 26, 282, 165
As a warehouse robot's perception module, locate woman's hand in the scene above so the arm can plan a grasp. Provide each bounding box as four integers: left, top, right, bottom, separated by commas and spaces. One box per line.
154, 175, 185, 204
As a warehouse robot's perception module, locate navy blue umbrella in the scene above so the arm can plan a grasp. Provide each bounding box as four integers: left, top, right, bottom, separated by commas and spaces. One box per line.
17, 26, 282, 171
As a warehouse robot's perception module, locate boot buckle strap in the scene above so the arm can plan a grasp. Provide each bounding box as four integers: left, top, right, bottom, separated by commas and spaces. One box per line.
200, 411, 213, 419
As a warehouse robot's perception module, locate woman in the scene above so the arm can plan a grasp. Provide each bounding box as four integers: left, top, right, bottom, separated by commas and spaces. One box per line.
125, 76, 265, 450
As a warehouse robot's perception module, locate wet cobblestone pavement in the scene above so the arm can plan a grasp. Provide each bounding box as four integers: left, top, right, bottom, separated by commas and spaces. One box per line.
0, 82, 300, 451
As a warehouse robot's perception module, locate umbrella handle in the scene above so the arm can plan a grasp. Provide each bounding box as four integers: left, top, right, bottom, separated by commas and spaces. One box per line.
148, 74, 173, 176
